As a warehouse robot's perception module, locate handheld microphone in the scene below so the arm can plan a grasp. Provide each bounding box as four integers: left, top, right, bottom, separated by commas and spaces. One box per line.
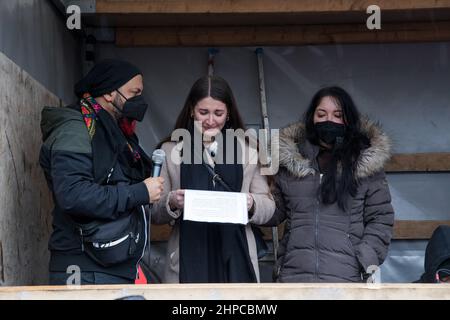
148, 149, 165, 268
151, 149, 166, 177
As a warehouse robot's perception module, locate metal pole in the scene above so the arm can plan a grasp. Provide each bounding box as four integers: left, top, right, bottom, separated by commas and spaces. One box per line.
207, 48, 219, 76
255, 48, 278, 263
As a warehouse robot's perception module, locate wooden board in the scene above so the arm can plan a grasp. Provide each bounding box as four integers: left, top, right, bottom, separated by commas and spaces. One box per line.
260, 220, 450, 241
152, 220, 450, 242
89, 1, 450, 29
393, 220, 450, 240
386, 153, 450, 172
1, 283, 450, 300
151, 224, 173, 242
97, 0, 450, 14
116, 21, 450, 46
0, 52, 57, 286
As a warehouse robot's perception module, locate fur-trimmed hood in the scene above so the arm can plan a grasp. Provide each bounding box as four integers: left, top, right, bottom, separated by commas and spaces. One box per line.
277, 118, 391, 179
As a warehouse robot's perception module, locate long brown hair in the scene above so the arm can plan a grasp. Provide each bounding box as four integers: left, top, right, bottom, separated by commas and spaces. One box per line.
158, 76, 246, 147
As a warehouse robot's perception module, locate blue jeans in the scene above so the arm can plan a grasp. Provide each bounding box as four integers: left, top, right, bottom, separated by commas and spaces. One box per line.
49, 271, 134, 285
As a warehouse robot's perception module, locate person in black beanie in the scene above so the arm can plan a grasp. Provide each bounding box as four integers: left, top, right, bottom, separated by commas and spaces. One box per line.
416, 225, 450, 283
39, 59, 164, 285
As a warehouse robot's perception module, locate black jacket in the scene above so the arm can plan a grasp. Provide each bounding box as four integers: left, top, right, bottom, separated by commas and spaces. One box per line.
39, 106, 150, 280
416, 225, 450, 283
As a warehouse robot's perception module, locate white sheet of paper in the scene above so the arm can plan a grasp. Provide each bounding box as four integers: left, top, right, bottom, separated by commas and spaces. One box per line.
183, 189, 248, 225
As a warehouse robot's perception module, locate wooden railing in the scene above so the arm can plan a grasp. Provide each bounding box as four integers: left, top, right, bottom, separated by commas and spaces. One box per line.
0, 283, 450, 299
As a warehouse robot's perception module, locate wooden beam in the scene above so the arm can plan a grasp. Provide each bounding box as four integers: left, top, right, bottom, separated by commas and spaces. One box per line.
386, 153, 450, 172
393, 220, 450, 239
260, 220, 450, 241
97, 0, 450, 14
153, 220, 450, 242
260, 224, 285, 242
116, 21, 450, 47
151, 224, 172, 242
2, 283, 450, 300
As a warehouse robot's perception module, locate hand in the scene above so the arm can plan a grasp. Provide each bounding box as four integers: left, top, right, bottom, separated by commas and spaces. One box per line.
143, 177, 164, 204
169, 189, 185, 210
247, 193, 255, 211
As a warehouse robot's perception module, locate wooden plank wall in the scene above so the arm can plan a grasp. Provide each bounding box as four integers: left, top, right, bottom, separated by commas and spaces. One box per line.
0, 52, 56, 286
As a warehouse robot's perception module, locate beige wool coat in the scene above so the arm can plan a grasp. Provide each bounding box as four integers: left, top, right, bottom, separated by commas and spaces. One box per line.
152, 140, 275, 283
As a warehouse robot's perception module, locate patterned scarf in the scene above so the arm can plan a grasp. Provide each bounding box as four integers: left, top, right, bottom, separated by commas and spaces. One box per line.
80, 95, 102, 138
80, 95, 141, 162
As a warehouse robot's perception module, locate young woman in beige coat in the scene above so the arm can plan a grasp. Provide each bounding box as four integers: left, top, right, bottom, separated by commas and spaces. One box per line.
152, 76, 275, 283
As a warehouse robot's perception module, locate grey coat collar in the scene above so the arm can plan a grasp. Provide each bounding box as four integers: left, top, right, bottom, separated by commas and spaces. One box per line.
277, 118, 392, 179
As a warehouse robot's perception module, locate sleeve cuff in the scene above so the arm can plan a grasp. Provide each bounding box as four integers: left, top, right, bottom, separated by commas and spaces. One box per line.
129, 182, 149, 207
248, 194, 255, 219
165, 191, 182, 219
355, 242, 379, 272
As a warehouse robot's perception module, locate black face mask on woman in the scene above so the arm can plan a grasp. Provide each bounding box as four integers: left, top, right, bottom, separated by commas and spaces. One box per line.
113, 90, 148, 122
314, 121, 346, 145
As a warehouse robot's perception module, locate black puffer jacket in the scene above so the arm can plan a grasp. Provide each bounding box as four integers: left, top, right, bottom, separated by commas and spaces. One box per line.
416, 225, 450, 283
267, 119, 395, 282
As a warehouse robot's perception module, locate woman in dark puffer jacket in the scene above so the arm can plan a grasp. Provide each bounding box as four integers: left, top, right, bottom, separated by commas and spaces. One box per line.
266, 86, 395, 283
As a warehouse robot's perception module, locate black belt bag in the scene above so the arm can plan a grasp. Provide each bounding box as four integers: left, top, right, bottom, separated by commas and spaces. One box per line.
74, 206, 147, 267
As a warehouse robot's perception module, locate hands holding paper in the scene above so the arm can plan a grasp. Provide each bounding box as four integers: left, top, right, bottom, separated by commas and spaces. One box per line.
169, 189, 254, 212
247, 194, 254, 213
169, 189, 185, 211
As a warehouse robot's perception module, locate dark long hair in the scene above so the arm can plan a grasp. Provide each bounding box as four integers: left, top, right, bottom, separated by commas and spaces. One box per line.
158, 76, 245, 147
304, 86, 370, 210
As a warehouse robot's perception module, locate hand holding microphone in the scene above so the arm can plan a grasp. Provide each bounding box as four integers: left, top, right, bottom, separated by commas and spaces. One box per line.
144, 177, 164, 203
143, 149, 166, 204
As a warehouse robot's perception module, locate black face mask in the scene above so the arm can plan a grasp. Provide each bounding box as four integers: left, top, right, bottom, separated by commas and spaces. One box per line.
114, 90, 148, 122
314, 121, 346, 145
